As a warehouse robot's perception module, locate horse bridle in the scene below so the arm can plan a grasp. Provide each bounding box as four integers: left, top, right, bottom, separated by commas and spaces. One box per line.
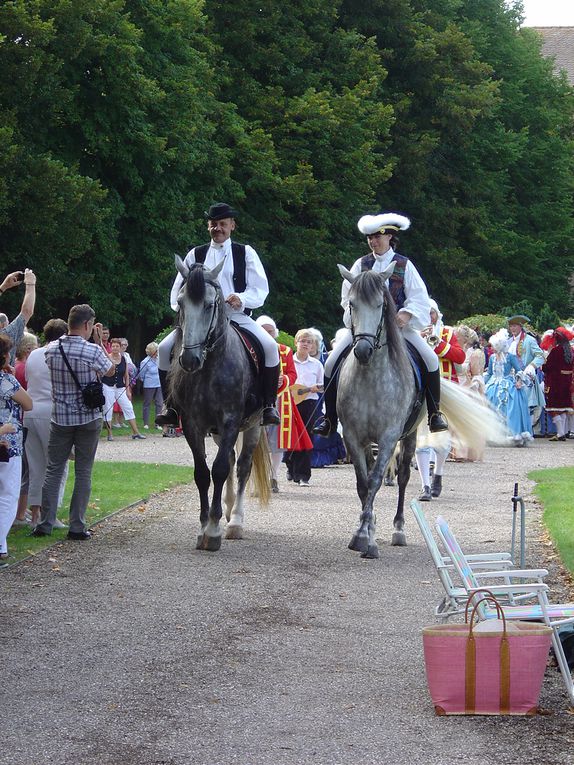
179, 278, 227, 362
349, 301, 387, 351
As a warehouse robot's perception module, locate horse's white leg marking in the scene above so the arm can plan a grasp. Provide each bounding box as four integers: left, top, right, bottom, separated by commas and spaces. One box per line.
225, 427, 258, 540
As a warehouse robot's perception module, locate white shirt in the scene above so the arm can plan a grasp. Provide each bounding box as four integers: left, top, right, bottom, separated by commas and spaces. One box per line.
293, 355, 324, 400
24, 346, 53, 421
170, 238, 269, 312
341, 247, 431, 331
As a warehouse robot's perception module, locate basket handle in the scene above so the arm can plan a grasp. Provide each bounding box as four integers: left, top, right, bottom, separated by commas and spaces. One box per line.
464, 589, 510, 714
464, 588, 506, 634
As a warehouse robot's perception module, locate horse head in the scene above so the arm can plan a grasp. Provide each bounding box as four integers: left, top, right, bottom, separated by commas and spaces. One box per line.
338, 262, 396, 365
176, 255, 226, 372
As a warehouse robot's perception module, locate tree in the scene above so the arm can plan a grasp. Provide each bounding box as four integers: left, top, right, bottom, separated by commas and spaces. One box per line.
203, 0, 394, 335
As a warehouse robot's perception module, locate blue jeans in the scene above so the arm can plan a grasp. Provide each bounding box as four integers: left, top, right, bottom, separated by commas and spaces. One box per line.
37, 418, 101, 534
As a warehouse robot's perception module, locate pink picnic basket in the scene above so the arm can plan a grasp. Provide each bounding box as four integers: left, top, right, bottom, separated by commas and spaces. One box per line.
422, 591, 552, 715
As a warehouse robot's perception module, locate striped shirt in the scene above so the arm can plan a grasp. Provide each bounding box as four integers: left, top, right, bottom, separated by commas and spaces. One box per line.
44, 336, 112, 426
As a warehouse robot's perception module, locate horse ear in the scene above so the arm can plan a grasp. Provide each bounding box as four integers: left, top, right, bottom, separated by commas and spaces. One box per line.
337, 264, 356, 283
175, 254, 189, 280
380, 261, 396, 281
206, 258, 225, 282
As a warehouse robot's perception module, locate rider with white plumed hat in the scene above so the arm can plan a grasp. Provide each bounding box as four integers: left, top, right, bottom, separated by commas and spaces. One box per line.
314, 211, 448, 436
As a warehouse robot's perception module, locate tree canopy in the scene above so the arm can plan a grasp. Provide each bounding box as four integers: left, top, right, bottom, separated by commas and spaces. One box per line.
1, 0, 572, 347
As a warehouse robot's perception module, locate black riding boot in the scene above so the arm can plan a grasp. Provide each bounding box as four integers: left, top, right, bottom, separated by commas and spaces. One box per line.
155, 369, 179, 427
425, 368, 448, 432
313, 374, 337, 437
261, 364, 281, 426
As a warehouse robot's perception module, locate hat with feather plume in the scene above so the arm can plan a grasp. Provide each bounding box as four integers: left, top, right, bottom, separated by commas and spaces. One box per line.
357, 212, 411, 236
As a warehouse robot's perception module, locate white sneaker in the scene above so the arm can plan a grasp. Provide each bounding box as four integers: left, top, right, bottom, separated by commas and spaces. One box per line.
53, 518, 68, 529
143, 425, 149, 430
298, 479, 310, 487
112, 423, 121, 429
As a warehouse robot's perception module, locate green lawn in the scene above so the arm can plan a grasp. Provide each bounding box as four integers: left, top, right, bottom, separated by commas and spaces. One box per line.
529, 466, 574, 575
6, 460, 194, 565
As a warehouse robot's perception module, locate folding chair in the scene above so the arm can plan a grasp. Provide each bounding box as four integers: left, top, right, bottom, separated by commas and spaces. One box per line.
436, 514, 574, 706
411, 500, 522, 621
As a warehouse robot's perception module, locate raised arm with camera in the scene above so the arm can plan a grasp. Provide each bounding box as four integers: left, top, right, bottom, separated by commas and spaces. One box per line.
0, 269, 36, 321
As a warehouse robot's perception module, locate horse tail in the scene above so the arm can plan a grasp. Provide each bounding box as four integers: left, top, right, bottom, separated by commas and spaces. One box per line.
250, 428, 272, 506
439, 378, 509, 450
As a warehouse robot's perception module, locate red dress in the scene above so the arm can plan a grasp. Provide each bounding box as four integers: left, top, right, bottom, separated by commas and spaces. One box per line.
276, 344, 313, 451
543, 345, 574, 412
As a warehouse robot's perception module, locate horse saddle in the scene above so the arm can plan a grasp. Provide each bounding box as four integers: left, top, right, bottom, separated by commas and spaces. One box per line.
230, 323, 262, 375
401, 340, 425, 437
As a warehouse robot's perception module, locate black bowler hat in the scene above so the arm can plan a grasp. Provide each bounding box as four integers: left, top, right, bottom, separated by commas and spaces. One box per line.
204, 202, 238, 221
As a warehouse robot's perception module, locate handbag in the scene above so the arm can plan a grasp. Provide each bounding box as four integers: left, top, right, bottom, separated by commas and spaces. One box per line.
422, 589, 552, 715
58, 340, 105, 410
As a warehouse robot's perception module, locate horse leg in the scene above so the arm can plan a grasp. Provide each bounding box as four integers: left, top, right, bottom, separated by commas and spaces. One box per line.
346, 436, 371, 554
197, 430, 238, 552
226, 426, 259, 540
358, 447, 395, 559
212, 433, 237, 522
224, 447, 236, 522
391, 432, 416, 546
182, 429, 211, 535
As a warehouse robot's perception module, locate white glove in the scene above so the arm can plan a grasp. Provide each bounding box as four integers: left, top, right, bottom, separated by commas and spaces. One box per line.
524, 364, 536, 379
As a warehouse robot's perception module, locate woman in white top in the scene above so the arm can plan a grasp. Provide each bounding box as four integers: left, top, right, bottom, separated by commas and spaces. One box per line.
284, 329, 324, 487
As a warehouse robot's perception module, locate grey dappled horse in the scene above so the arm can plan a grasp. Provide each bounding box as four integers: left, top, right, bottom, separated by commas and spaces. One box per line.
169, 257, 270, 551
337, 264, 424, 559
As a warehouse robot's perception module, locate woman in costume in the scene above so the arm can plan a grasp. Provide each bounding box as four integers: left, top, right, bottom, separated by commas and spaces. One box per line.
541, 326, 574, 441
314, 212, 447, 438
255, 316, 312, 492
484, 329, 532, 447
451, 325, 486, 462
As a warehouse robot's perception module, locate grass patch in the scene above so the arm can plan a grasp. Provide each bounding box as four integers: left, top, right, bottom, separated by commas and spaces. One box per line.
529, 466, 574, 575
6, 460, 193, 565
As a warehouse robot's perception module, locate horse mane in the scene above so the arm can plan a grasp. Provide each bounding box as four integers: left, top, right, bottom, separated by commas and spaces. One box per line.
351, 271, 411, 373
185, 263, 207, 302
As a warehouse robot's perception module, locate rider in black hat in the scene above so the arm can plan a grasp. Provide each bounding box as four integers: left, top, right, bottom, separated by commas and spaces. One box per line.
156, 203, 281, 427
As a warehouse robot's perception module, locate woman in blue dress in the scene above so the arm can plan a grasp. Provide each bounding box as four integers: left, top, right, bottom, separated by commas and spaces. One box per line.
484, 329, 533, 447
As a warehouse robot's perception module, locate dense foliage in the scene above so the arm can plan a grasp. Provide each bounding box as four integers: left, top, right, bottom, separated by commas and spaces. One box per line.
1, 0, 573, 349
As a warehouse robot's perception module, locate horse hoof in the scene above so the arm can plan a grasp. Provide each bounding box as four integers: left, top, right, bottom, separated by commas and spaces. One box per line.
225, 525, 243, 540
196, 534, 222, 552
360, 544, 380, 559
348, 534, 368, 553
391, 532, 407, 546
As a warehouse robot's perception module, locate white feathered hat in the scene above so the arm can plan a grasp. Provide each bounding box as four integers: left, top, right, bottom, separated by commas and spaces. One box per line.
357, 212, 411, 236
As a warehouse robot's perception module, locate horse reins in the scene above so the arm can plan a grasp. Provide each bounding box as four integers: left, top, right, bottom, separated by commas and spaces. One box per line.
349, 302, 387, 351
179, 278, 227, 362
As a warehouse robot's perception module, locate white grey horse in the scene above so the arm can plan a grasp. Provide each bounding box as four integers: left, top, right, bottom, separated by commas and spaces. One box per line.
336, 264, 507, 559
337, 264, 422, 558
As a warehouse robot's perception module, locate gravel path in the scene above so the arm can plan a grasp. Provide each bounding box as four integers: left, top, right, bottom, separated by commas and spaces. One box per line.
2, 435, 574, 765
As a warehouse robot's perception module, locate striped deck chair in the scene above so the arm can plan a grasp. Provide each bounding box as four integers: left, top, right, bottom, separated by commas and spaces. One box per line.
436, 514, 574, 706
411, 500, 532, 621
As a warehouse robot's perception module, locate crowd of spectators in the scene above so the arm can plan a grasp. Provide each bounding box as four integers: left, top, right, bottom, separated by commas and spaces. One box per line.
0, 270, 166, 562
